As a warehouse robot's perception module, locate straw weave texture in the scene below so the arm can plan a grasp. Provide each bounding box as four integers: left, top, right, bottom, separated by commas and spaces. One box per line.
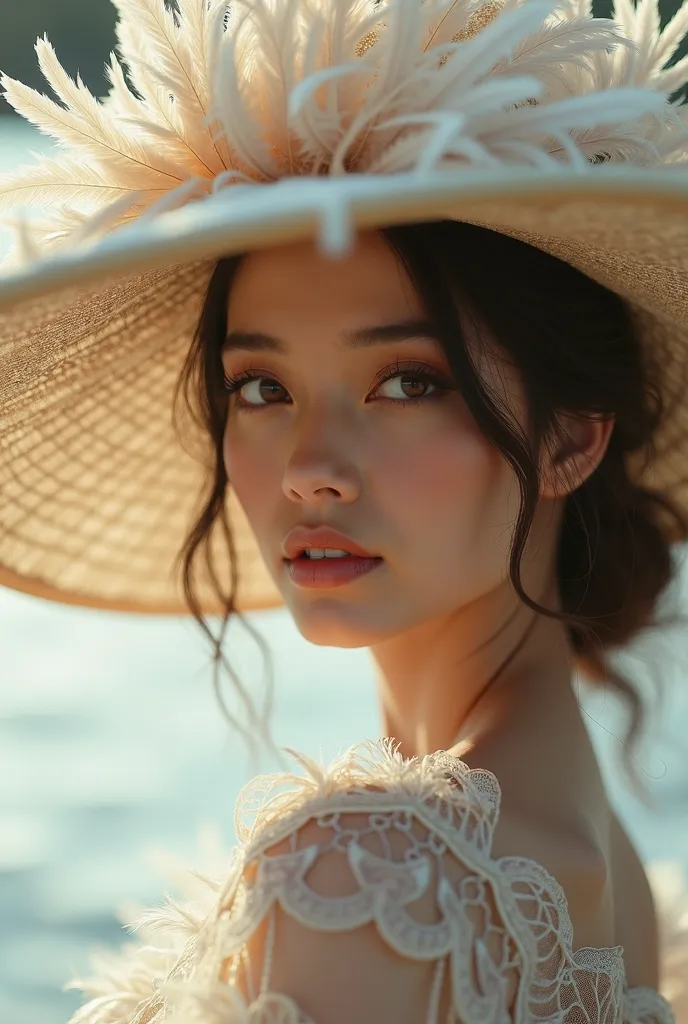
2, 185, 688, 613
3, 0, 688, 613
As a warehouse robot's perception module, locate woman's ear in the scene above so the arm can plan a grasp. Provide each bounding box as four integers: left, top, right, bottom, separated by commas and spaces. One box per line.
539, 413, 615, 500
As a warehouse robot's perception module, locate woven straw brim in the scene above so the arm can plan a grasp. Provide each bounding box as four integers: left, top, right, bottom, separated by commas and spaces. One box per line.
1, 169, 688, 616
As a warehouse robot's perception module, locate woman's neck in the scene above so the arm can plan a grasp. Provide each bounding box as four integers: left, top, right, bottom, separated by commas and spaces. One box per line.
370, 577, 574, 759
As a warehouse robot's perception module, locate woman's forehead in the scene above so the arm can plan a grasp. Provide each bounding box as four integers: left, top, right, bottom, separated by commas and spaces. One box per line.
225, 231, 420, 324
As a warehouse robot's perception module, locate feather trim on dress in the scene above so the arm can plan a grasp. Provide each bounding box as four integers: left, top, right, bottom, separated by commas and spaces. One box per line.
60, 739, 688, 1024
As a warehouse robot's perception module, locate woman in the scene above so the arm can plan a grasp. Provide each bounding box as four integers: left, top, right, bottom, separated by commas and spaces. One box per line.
0, 0, 687, 1020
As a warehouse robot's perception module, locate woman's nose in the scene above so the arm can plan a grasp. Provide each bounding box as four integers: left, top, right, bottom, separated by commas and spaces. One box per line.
281, 411, 363, 505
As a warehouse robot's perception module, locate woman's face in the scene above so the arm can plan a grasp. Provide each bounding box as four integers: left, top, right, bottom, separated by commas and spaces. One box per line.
222, 231, 529, 648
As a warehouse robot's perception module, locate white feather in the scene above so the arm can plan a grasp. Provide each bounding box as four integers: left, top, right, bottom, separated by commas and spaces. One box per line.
653, 52, 688, 94
566, 126, 661, 163
0, 153, 143, 210
230, 0, 307, 174
2, 0, 688, 263
204, 13, 280, 180
367, 0, 427, 106
334, 0, 556, 171
488, 17, 630, 99
650, 0, 688, 71
614, 0, 638, 40
428, 0, 561, 96
422, 0, 486, 52
176, 0, 229, 109
33, 36, 120, 147
478, 87, 668, 144
111, 0, 227, 176
0, 74, 180, 185
558, 0, 593, 17
288, 0, 382, 169
103, 51, 146, 121
631, 0, 662, 80
111, 0, 204, 114
288, 62, 373, 168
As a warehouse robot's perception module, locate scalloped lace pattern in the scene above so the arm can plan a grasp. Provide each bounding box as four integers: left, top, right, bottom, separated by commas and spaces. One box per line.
65, 740, 683, 1024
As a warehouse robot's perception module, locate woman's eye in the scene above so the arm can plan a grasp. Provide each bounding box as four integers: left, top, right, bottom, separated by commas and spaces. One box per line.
242, 377, 287, 405
375, 372, 437, 401
223, 366, 445, 409
227, 376, 288, 406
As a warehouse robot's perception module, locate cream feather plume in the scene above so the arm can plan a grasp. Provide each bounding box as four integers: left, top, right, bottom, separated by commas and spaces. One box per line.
1, 0, 688, 265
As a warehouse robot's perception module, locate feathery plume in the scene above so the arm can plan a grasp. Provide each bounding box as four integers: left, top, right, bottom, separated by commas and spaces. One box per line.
0, 0, 687, 264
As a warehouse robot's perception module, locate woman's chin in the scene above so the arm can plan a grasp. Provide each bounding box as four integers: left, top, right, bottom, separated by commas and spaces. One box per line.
287, 599, 397, 648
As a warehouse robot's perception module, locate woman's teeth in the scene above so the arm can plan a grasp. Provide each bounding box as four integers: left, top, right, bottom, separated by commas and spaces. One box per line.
302, 548, 352, 559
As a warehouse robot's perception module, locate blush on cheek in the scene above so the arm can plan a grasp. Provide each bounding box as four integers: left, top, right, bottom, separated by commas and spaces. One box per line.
223, 433, 286, 556
225, 439, 261, 493
375, 430, 514, 567
224, 434, 254, 501
379, 429, 496, 502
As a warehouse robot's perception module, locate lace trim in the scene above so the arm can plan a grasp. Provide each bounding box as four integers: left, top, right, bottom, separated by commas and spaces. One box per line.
162, 740, 673, 1023
64, 739, 679, 1024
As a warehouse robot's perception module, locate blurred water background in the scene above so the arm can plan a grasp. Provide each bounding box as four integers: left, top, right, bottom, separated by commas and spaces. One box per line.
1, 36, 688, 1024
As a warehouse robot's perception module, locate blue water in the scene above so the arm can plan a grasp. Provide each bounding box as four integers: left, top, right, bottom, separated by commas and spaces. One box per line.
0, 116, 687, 1024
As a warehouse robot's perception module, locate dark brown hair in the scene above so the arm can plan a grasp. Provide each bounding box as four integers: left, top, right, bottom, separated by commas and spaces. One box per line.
173, 220, 688, 804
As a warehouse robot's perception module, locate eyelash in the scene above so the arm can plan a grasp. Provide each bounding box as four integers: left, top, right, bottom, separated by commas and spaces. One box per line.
221, 360, 452, 411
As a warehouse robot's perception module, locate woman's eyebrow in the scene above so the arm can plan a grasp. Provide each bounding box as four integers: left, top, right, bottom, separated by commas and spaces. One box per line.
222, 319, 441, 354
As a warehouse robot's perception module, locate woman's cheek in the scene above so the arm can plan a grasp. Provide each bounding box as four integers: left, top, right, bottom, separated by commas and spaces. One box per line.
374, 422, 514, 577
223, 430, 274, 515
374, 415, 496, 507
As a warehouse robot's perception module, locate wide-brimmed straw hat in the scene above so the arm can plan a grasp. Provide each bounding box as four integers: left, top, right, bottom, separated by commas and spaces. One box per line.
2, 0, 688, 616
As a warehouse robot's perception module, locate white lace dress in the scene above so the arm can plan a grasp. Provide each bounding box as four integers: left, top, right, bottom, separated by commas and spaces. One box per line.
63, 740, 688, 1024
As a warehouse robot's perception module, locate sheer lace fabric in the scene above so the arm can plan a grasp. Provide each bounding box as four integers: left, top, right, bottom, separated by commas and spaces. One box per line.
64, 741, 683, 1024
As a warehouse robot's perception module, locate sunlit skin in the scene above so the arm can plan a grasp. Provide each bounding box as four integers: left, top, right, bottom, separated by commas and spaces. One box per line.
222, 231, 614, 761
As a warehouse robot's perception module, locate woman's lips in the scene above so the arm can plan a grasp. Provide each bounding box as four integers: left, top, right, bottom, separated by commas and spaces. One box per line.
283, 524, 378, 560
285, 554, 384, 588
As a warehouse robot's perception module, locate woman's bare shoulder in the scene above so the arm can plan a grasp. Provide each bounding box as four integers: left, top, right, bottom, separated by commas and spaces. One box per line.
453, 727, 660, 989
609, 809, 660, 989
449, 729, 616, 948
